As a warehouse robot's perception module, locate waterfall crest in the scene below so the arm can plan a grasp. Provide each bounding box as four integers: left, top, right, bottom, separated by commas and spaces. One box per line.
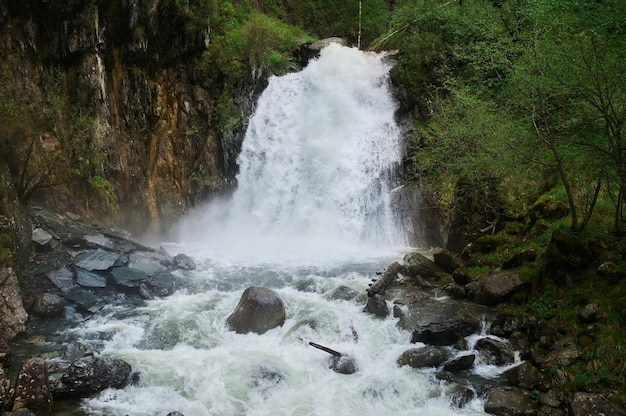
180, 43, 406, 263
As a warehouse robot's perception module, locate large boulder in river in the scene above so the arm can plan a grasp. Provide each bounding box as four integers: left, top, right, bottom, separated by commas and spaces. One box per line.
50, 355, 132, 397
226, 287, 286, 335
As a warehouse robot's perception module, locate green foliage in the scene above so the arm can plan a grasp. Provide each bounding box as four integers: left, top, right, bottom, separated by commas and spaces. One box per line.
200, 11, 311, 87
0, 63, 98, 203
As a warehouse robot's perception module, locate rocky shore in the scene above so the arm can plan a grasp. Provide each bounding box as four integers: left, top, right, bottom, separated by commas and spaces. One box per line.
0, 207, 625, 416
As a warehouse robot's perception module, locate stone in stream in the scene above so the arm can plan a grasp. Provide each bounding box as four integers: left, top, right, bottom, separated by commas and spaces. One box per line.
397, 346, 450, 368
226, 287, 286, 335
50, 355, 132, 397
329, 355, 358, 374
173, 253, 196, 270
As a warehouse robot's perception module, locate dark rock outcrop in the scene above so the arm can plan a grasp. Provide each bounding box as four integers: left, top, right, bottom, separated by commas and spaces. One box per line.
226, 287, 286, 335
50, 355, 132, 397
397, 298, 490, 346
0, 268, 28, 345
12, 358, 53, 413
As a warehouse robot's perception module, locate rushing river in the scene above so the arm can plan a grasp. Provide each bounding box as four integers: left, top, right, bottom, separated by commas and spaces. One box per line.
60, 44, 499, 415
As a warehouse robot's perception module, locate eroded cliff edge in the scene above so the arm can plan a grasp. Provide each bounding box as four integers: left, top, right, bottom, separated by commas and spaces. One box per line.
0, 0, 268, 235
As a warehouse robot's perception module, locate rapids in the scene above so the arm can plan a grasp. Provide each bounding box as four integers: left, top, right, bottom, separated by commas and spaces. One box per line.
63, 44, 499, 415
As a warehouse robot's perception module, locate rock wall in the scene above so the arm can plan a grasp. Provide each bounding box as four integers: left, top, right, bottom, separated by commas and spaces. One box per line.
0, 0, 263, 236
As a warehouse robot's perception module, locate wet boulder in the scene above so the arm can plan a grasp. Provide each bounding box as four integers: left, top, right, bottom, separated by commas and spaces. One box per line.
363, 294, 389, 318
397, 347, 450, 368
329, 355, 358, 375
397, 298, 490, 346
443, 354, 476, 372
484, 386, 537, 416
50, 355, 132, 397
173, 253, 196, 270
475, 337, 515, 366
226, 287, 286, 335
12, 358, 53, 413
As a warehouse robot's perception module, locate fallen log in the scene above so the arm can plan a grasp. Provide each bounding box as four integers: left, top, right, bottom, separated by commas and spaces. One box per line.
308, 342, 342, 357
366, 261, 402, 297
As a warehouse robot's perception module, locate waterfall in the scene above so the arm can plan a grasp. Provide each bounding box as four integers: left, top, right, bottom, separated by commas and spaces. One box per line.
179, 43, 407, 264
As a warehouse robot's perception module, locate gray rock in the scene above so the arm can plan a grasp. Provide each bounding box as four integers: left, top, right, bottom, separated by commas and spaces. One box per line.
227, 287, 286, 335
65, 287, 100, 312
539, 344, 580, 370
484, 386, 538, 416
110, 267, 149, 288
173, 253, 196, 270
0, 268, 28, 345
577, 303, 599, 323
398, 298, 489, 346
30, 293, 65, 317
84, 233, 115, 250
465, 271, 527, 306
12, 358, 53, 413
475, 337, 515, 366
397, 347, 450, 368
568, 392, 625, 416
76, 267, 108, 288
329, 355, 358, 374
32, 227, 59, 250
74, 249, 120, 271
443, 354, 476, 372
46, 266, 75, 292
363, 294, 389, 318
330, 285, 358, 301
504, 362, 549, 391
51, 355, 132, 397
128, 251, 167, 276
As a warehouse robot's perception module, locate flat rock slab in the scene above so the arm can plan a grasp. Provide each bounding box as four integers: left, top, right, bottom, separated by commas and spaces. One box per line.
74, 249, 120, 271
76, 268, 108, 288
111, 267, 148, 288
46, 266, 76, 292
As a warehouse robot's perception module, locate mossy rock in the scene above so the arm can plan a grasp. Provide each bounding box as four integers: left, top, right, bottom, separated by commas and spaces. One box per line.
529, 195, 569, 220
472, 234, 506, 255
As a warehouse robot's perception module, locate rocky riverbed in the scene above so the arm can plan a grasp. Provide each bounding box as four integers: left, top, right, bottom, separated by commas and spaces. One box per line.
0, 207, 625, 416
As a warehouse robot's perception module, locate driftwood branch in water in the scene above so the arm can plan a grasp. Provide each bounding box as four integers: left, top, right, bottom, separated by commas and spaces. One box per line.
366, 261, 402, 297
309, 342, 343, 357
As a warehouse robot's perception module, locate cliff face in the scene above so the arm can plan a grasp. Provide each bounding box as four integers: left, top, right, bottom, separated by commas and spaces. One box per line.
0, 0, 262, 235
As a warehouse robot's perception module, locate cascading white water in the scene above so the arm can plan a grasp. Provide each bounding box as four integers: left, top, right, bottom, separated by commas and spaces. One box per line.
66, 44, 502, 416
178, 43, 406, 264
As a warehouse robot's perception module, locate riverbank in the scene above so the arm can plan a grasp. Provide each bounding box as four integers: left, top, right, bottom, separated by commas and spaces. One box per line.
2, 206, 626, 415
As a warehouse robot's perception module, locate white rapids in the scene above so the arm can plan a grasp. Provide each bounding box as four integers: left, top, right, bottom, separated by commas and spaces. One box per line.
65, 44, 510, 416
